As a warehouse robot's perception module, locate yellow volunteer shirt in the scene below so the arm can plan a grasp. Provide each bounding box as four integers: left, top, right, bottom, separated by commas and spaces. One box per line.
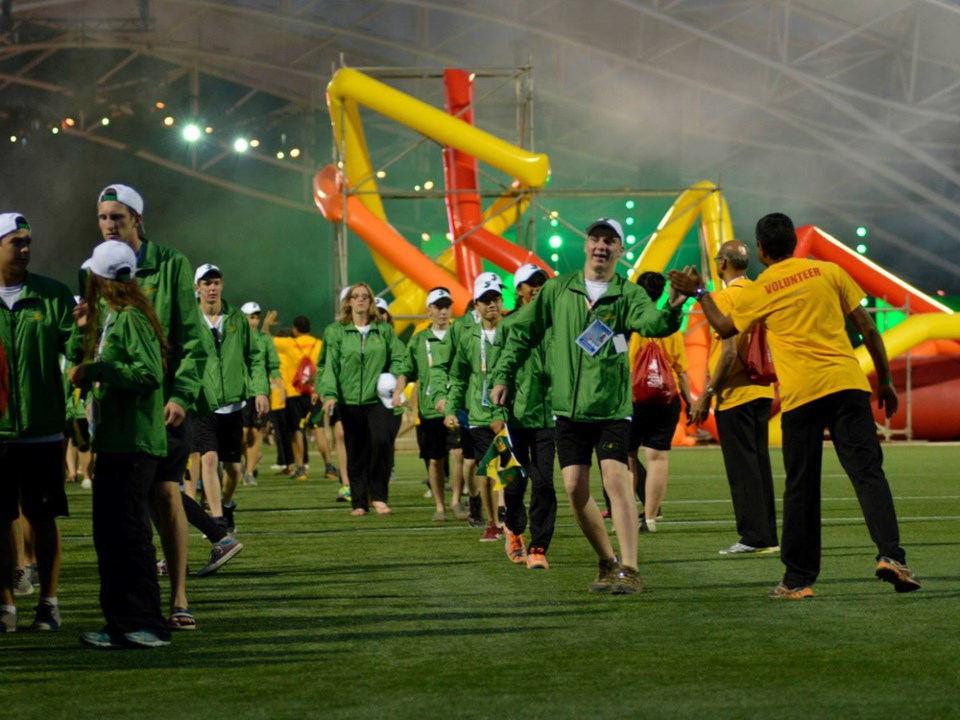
728, 258, 870, 413
273, 334, 323, 398
709, 278, 776, 411
629, 330, 687, 388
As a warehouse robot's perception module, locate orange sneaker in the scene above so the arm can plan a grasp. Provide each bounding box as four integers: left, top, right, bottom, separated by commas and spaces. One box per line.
504, 530, 526, 563
526, 548, 549, 570
768, 582, 815, 599
875, 556, 921, 593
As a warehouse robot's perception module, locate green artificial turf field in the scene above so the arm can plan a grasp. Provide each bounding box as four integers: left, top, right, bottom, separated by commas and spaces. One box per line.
5, 443, 960, 719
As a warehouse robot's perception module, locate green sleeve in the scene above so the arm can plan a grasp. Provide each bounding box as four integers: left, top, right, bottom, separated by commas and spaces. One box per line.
84, 310, 163, 391
243, 317, 269, 396
445, 335, 470, 416
403, 333, 420, 384
318, 324, 341, 401
387, 325, 409, 377
169, 254, 206, 410
624, 284, 683, 338
490, 283, 552, 387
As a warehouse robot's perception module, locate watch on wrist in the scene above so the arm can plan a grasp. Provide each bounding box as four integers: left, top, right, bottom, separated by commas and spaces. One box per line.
694, 286, 707, 301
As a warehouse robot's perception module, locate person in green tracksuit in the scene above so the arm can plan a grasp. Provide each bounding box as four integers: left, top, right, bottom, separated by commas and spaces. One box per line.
490, 218, 686, 595
398, 287, 456, 522
192, 264, 268, 544
500, 264, 558, 570
240, 301, 283, 487
94, 183, 206, 628
320, 282, 408, 516
445, 300, 482, 525
69, 240, 171, 649
444, 272, 510, 542
0, 213, 78, 635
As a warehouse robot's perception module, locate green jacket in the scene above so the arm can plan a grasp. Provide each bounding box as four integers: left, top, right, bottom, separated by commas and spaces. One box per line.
135, 239, 207, 412
62, 357, 86, 422
0, 273, 78, 440
82, 306, 167, 456
319, 320, 409, 406
491, 270, 682, 422
195, 299, 269, 416
253, 330, 282, 381
446, 322, 508, 428
501, 310, 554, 429
404, 326, 452, 420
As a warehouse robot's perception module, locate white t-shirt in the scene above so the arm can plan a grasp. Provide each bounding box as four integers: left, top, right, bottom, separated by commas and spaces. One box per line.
0, 284, 24, 310
482, 328, 496, 344
356, 324, 371, 337
432, 329, 448, 341
584, 279, 609, 304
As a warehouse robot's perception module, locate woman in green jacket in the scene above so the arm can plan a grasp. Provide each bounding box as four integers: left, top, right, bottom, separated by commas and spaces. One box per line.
69, 240, 171, 649
320, 282, 408, 516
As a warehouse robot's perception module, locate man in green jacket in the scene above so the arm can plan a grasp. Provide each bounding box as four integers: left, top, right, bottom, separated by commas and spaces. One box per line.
400, 287, 456, 521
240, 301, 283, 487
500, 264, 557, 570
445, 272, 510, 542
193, 264, 269, 536
0, 212, 78, 633
95, 184, 206, 628
491, 218, 685, 594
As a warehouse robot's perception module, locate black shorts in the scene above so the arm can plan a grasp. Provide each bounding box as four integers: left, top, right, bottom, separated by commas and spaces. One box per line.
66, 418, 92, 452
416, 416, 449, 461
194, 410, 244, 463
458, 425, 475, 460
155, 415, 193, 484
555, 417, 631, 468
285, 394, 312, 433
629, 397, 681, 452
306, 402, 325, 430
0, 440, 69, 521
241, 401, 265, 430
469, 427, 496, 470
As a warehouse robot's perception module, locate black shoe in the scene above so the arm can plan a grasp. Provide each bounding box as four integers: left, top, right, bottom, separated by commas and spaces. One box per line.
222, 501, 236, 534
468, 496, 484, 527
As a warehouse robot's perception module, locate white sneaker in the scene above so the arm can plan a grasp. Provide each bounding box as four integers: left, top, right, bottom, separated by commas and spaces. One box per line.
0, 608, 16, 633
719, 542, 757, 555
80, 478, 93, 489
13, 567, 33, 596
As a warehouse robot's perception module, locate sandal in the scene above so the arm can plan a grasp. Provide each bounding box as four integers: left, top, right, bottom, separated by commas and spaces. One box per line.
168, 607, 196, 631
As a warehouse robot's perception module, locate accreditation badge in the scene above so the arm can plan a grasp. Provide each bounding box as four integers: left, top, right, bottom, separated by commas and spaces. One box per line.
575, 318, 614, 356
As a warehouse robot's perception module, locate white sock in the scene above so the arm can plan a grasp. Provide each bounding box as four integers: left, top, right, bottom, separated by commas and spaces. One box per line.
1, 604, 16, 615
41, 596, 58, 606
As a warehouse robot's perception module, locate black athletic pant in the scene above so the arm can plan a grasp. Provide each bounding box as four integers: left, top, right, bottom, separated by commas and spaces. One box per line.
93, 452, 169, 640
780, 389, 905, 587
716, 398, 778, 548
504, 427, 558, 553
340, 403, 394, 511
181, 493, 227, 544
270, 409, 291, 467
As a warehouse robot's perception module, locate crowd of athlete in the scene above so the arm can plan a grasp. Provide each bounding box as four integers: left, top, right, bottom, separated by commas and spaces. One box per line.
0, 186, 921, 649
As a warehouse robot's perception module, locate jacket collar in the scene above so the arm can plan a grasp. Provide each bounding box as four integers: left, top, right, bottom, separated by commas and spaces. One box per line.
571, 269, 625, 301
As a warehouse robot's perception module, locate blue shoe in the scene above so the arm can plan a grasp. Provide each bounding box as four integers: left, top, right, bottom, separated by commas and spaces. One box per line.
122, 630, 170, 648
197, 537, 244, 577
80, 630, 123, 649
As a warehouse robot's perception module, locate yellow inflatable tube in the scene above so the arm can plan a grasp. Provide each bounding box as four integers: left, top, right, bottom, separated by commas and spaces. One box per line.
855, 314, 960, 375
327, 69, 550, 188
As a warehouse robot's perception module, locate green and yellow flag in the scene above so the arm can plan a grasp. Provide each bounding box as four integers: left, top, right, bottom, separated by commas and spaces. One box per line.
479, 426, 526, 490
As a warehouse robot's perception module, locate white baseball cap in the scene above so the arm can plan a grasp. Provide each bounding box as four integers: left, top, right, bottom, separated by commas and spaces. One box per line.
339, 286, 351, 303
241, 301, 261, 315
426, 287, 453, 308
98, 184, 145, 216
87, 240, 137, 280
377, 372, 398, 409
194, 263, 222, 285
375, 297, 390, 313
0, 213, 30, 239
513, 263, 548, 289
586, 217, 624, 240
473, 272, 504, 301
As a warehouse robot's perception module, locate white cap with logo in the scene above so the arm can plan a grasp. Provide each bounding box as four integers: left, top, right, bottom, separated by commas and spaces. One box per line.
586, 217, 624, 240
240, 301, 261, 315
426, 287, 453, 307
194, 263, 222, 285
98, 184, 145, 216
0, 213, 30, 239
375, 297, 390, 313
473, 272, 504, 301
339, 286, 351, 303
377, 372, 398, 409
513, 263, 548, 289
87, 240, 137, 280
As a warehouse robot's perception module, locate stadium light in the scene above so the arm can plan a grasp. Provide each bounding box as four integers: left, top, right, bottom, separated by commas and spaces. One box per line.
182, 124, 202, 142
856, 226, 869, 238
856, 243, 868, 254
233, 138, 249, 153
548, 234, 563, 249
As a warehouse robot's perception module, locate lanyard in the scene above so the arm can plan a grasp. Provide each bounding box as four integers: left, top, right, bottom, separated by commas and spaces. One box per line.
425, 336, 433, 368
479, 329, 492, 373
97, 311, 114, 360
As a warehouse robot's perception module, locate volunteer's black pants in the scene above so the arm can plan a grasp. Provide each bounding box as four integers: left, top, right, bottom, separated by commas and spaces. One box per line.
780, 390, 905, 587
716, 398, 778, 549
93, 452, 170, 640
340, 403, 394, 511
503, 427, 558, 553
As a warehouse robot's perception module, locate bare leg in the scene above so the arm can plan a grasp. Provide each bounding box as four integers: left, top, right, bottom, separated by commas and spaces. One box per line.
243, 427, 262, 476
312, 426, 331, 466
200, 450, 223, 517
151, 482, 189, 611
222, 461, 242, 505
334, 422, 349, 487
79, 449, 95, 483
450, 448, 464, 508
292, 430, 307, 469
0, 518, 14, 606
643, 447, 670, 521
562, 464, 616, 560
601, 458, 639, 569
428, 458, 446, 514
29, 516, 61, 598
463, 458, 478, 496
64, 439, 78, 481
183, 452, 201, 500
479, 476, 497, 525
